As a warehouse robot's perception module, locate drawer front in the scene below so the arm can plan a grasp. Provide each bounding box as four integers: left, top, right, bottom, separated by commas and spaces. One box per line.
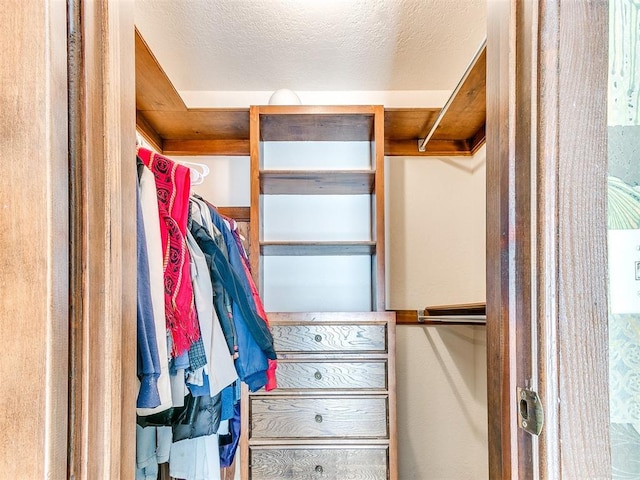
250, 397, 388, 439
250, 448, 388, 480
275, 361, 387, 390
271, 324, 387, 353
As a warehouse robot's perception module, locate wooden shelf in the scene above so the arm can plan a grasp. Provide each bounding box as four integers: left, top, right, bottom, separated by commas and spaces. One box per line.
260, 170, 375, 195
259, 106, 376, 142
393, 302, 486, 326
419, 40, 486, 156
260, 241, 376, 256
423, 302, 486, 316
217, 206, 250, 222
135, 29, 486, 157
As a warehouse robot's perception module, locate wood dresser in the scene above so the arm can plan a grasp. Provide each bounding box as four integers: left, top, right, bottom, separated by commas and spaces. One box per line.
246, 311, 396, 480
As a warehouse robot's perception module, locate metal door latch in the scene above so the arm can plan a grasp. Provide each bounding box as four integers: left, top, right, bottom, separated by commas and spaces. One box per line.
517, 387, 544, 435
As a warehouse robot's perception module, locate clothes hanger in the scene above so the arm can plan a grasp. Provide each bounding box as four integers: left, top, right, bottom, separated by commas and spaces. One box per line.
176, 160, 210, 186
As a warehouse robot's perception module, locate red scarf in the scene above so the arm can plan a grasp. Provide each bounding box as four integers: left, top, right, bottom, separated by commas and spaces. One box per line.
138, 148, 200, 357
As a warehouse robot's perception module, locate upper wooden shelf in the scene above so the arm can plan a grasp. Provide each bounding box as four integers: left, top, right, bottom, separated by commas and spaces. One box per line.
260, 241, 377, 256
135, 29, 485, 157
258, 106, 375, 142
260, 170, 375, 195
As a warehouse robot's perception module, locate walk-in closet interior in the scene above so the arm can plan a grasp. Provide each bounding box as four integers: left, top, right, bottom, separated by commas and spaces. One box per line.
4, 1, 627, 479
132, 2, 487, 479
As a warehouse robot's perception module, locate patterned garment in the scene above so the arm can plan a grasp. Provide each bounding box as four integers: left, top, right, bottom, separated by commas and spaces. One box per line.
138, 147, 200, 357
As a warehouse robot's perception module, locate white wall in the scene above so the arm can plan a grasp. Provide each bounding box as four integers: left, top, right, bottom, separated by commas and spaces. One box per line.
387, 147, 487, 479
188, 144, 488, 479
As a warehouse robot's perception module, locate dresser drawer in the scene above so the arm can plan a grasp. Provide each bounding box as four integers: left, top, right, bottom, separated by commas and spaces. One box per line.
250, 397, 388, 439
271, 323, 387, 353
275, 361, 387, 390
250, 447, 388, 480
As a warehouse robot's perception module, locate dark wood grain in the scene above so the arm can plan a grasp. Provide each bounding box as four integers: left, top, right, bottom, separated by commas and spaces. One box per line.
260, 109, 375, 142
260, 170, 375, 195
217, 207, 251, 222
142, 109, 249, 140
260, 241, 376, 256
162, 138, 249, 156
423, 302, 486, 316
250, 447, 388, 480
486, 1, 519, 477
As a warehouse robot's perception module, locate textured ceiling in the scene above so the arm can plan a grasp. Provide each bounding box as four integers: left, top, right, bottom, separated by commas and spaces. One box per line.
135, 0, 486, 105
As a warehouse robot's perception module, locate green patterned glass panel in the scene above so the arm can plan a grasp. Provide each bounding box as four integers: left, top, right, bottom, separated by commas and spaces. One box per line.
608, 1, 640, 477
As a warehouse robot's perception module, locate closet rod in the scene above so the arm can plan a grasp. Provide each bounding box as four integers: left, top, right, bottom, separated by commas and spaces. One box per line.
418, 313, 486, 324
392, 303, 486, 325
418, 37, 487, 152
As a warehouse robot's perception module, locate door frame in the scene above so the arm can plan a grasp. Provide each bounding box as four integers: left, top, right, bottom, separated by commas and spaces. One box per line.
486, 0, 611, 478
67, 1, 137, 478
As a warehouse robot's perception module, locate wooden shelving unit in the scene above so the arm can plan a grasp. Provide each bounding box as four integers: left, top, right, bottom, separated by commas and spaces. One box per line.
240, 104, 396, 479
248, 104, 386, 312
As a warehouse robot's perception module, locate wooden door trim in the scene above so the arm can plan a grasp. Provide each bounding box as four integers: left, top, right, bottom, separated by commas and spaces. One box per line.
67, 1, 137, 478
487, 0, 611, 478
0, 1, 69, 477
537, 1, 610, 477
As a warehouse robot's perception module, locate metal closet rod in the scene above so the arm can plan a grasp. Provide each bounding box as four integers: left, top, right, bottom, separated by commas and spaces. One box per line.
417, 312, 486, 324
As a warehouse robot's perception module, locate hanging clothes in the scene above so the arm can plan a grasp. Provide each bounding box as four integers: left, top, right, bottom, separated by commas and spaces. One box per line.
220, 213, 277, 392
190, 221, 276, 386
186, 229, 238, 397
135, 149, 278, 479
136, 177, 162, 409
138, 163, 173, 415
138, 147, 200, 357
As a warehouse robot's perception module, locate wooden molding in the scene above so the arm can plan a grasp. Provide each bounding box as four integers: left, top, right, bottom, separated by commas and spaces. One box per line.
136, 110, 163, 152
135, 28, 185, 111
162, 138, 250, 156
71, 2, 137, 479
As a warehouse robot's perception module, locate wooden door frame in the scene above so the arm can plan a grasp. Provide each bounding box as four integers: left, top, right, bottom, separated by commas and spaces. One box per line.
0, 1, 70, 477
67, 1, 137, 478
486, 0, 611, 478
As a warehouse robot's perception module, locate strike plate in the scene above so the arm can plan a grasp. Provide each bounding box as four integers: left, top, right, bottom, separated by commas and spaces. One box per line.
517, 387, 544, 436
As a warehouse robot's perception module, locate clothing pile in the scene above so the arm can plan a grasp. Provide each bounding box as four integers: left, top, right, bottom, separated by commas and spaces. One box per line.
135, 147, 276, 480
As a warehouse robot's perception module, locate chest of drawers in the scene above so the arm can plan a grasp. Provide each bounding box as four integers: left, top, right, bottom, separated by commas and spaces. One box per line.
242, 311, 397, 480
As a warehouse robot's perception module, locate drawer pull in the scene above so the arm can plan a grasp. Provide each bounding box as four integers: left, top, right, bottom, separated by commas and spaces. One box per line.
315, 465, 324, 473
314, 371, 322, 380
314, 334, 322, 342
315, 414, 323, 423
